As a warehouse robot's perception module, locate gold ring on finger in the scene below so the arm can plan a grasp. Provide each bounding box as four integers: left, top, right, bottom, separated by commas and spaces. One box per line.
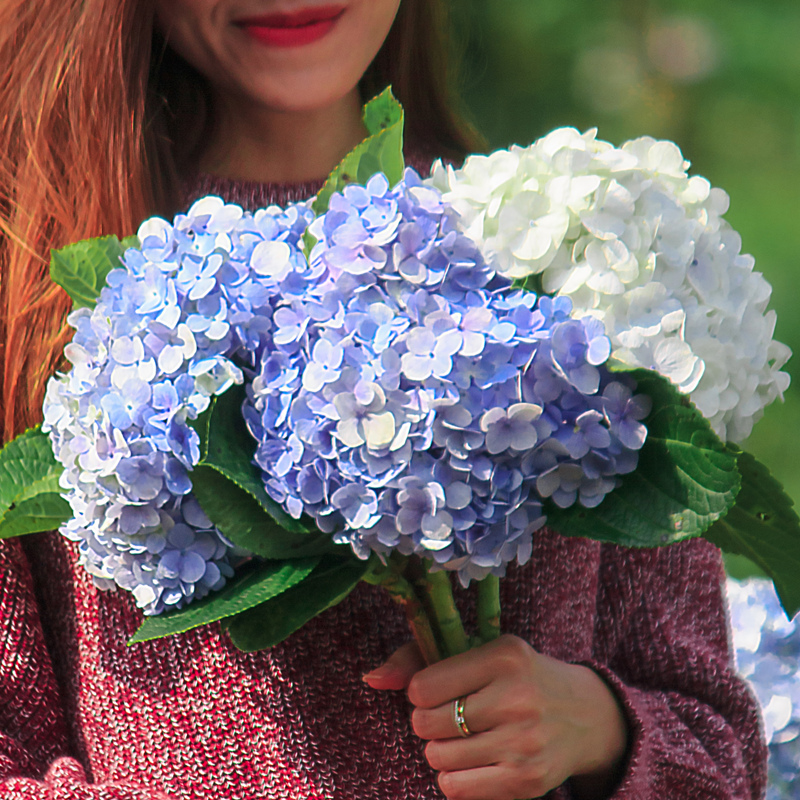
453, 695, 472, 738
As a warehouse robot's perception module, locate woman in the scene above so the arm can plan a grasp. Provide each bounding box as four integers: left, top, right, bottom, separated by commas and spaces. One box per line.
0, 1, 768, 798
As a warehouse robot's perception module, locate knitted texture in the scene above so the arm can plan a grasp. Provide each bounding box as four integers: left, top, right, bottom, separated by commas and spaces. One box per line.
0, 167, 768, 800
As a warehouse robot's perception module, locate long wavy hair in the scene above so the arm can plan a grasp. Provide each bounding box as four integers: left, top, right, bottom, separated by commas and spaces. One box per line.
0, 0, 481, 443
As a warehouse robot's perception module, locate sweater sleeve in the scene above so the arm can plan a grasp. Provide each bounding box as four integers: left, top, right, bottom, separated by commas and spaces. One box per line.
0, 540, 173, 800
569, 536, 768, 800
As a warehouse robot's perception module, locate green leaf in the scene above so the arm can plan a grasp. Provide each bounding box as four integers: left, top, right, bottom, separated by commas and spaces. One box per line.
224, 553, 372, 652
512, 273, 544, 295
190, 465, 340, 559
545, 369, 741, 547
362, 87, 402, 136
705, 449, 800, 619
189, 384, 335, 559
194, 385, 315, 534
302, 229, 318, 262
189, 398, 214, 462
0, 494, 72, 538
0, 426, 61, 506
723, 552, 768, 581
312, 87, 405, 214
50, 234, 139, 310
128, 557, 320, 644
0, 426, 70, 538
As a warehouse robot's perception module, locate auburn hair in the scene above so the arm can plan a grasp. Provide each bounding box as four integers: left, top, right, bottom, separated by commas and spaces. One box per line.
0, 0, 482, 443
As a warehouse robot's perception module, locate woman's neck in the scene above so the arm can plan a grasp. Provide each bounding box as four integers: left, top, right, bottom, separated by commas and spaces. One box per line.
197, 87, 367, 184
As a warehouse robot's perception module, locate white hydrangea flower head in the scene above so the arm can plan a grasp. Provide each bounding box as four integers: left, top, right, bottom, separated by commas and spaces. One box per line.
429, 128, 791, 442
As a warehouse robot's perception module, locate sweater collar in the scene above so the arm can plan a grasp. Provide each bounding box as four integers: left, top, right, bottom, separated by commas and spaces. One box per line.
181, 171, 327, 211
180, 152, 438, 212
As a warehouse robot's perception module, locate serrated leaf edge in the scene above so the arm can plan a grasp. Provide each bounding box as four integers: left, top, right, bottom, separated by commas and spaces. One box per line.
50, 235, 128, 309
0, 493, 71, 539
128, 558, 320, 643
0, 475, 65, 526
0, 425, 64, 513
313, 123, 404, 214
312, 89, 404, 214
193, 460, 313, 535
546, 380, 741, 546
226, 556, 370, 652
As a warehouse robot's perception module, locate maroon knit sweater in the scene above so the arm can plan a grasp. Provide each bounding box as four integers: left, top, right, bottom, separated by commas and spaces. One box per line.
0, 170, 768, 800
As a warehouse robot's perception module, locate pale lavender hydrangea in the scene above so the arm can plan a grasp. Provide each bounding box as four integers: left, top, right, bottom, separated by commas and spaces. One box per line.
246, 170, 651, 584
43, 196, 314, 614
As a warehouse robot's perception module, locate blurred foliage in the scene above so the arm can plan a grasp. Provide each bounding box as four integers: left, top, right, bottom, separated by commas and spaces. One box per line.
454, 0, 800, 578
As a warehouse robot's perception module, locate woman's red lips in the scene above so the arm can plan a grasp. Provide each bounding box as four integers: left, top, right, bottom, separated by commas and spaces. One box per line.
237, 5, 346, 47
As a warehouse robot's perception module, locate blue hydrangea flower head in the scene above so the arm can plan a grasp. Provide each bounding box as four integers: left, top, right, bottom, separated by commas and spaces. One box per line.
44, 195, 314, 614
246, 170, 650, 585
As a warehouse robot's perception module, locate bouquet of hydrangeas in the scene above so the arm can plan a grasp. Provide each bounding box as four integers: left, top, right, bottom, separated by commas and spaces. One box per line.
0, 89, 796, 664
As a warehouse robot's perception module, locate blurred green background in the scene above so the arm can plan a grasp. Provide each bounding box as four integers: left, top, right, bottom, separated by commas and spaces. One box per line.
454, 0, 800, 577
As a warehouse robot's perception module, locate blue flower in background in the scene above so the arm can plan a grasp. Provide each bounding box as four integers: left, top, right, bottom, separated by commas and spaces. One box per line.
727, 577, 800, 800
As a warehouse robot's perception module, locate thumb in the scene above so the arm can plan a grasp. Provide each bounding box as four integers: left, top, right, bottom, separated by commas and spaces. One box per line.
363, 641, 426, 691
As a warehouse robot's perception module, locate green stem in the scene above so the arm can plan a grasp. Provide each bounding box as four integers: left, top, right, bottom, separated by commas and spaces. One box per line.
363, 555, 443, 665
477, 574, 501, 644
418, 565, 470, 658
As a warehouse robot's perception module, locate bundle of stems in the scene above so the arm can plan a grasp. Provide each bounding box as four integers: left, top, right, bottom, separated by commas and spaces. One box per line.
364, 552, 502, 664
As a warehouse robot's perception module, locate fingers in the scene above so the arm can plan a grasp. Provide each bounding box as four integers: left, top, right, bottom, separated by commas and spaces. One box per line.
436, 765, 551, 800
423, 730, 507, 771
407, 634, 537, 710
405, 647, 495, 709
362, 641, 426, 691
374, 635, 578, 800
412, 685, 499, 739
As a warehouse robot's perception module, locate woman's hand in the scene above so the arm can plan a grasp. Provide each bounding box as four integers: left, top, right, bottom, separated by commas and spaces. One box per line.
363, 635, 629, 800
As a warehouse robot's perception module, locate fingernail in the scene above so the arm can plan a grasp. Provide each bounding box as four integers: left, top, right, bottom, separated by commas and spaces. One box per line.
362, 666, 396, 683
